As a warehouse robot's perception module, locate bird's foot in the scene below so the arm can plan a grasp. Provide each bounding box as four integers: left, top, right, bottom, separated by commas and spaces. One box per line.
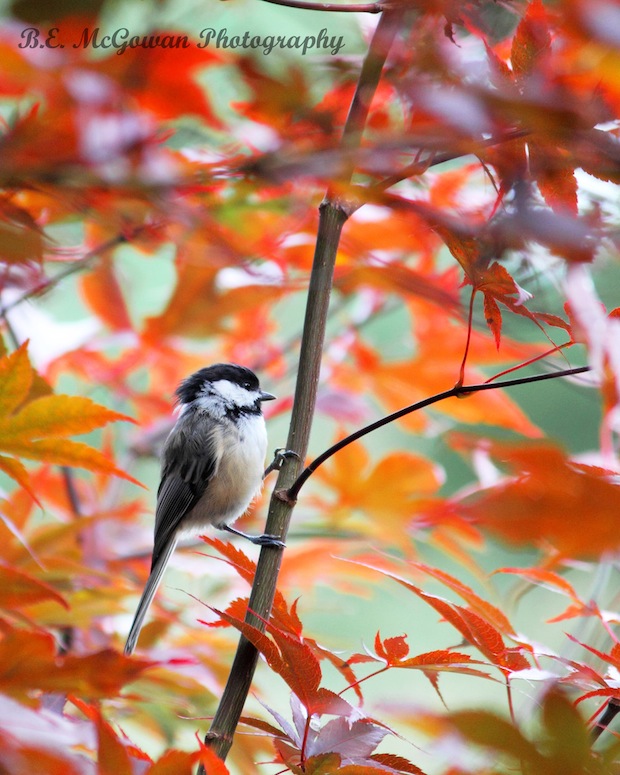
264, 448, 301, 477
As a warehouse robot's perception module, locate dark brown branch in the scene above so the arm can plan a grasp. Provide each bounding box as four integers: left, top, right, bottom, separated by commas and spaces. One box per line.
239, 128, 532, 209
258, 0, 384, 10
202, 5, 408, 765
202, 201, 348, 765
592, 697, 620, 742
0, 228, 143, 318
61, 467, 83, 519
364, 127, 531, 198
287, 365, 591, 500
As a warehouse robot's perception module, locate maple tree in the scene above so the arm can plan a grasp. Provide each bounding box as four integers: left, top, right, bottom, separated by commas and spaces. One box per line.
0, 0, 620, 773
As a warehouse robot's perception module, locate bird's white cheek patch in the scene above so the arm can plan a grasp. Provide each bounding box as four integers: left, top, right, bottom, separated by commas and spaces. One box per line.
210, 379, 261, 408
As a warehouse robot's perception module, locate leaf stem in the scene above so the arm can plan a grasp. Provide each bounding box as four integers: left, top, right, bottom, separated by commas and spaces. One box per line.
457, 289, 477, 388
338, 665, 389, 696
486, 341, 573, 382
300, 715, 312, 768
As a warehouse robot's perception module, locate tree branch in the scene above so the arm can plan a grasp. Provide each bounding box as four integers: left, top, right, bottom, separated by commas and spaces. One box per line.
258, 0, 384, 11
287, 365, 591, 500
592, 697, 620, 742
366, 127, 531, 199
0, 228, 143, 319
202, 5, 408, 764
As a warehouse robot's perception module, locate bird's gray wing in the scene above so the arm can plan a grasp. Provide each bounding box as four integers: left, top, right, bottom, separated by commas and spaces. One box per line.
124, 417, 222, 654
151, 423, 221, 569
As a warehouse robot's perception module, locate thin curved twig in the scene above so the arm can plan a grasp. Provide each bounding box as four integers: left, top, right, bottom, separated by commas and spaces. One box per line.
365, 128, 531, 199
286, 365, 591, 500
258, 0, 384, 11
0, 227, 144, 318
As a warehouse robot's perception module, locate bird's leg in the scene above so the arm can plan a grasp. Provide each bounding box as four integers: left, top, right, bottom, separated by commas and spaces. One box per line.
264, 448, 301, 478
220, 523, 285, 547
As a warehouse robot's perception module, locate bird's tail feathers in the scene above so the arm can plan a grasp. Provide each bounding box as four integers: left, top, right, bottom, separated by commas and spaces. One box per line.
124, 537, 178, 656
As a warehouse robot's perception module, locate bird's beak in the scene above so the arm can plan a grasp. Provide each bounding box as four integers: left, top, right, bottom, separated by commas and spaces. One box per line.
259, 391, 276, 402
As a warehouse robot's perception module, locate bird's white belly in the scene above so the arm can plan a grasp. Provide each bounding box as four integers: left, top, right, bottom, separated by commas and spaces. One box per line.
183, 417, 267, 531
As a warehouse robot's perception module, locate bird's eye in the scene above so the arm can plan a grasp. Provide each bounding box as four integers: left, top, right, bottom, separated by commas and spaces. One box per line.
243, 382, 251, 390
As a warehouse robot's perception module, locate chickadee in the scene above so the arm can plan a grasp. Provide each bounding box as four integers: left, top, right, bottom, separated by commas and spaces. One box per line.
124, 363, 281, 655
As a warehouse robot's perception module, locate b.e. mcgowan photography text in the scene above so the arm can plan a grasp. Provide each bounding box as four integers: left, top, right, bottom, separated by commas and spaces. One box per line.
18, 26, 346, 57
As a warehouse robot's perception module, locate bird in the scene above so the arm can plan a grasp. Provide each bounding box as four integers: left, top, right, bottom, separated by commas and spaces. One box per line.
124, 363, 281, 655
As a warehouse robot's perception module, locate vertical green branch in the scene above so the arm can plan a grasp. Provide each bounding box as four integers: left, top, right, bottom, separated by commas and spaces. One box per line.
202, 7, 407, 765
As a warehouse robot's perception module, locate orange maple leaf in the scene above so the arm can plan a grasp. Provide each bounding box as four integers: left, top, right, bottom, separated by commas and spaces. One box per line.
312, 438, 440, 549
456, 440, 620, 558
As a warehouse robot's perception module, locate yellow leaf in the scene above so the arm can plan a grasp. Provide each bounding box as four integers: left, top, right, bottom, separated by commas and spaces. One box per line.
0, 454, 39, 501
0, 438, 142, 486
0, 565, 68, 611
0, 394, 135, 440
0, 342, 32, 416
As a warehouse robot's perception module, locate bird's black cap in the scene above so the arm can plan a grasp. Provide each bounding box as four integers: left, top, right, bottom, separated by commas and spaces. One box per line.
175, 364, 262, 404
